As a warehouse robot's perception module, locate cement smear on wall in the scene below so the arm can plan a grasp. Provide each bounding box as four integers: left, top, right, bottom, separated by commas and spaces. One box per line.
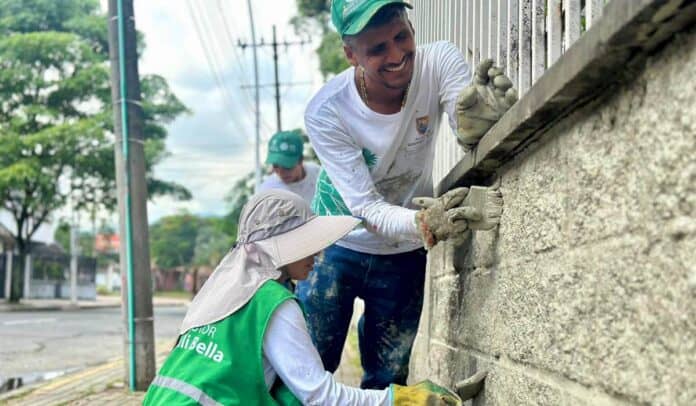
411, 27, 696, 406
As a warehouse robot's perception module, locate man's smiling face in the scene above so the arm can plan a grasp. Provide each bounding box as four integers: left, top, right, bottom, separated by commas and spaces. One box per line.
344, 13, 416, 92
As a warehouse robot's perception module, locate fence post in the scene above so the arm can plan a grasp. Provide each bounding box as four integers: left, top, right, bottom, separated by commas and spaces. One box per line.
518, 0, 532, 94
4, 252, 12, 301
468, 0, 473, 64
23, 254, 31, 299
531, 0, 546, 84
507, 0, 519, 90
563, 0, 582, 50
547, 0, 563, 66
586, 0, 604, 29
488, 0, 497, 61
497, 0, 508, 70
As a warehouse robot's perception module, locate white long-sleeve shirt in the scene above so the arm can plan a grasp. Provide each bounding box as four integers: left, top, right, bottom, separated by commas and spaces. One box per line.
258, 162, 321, 206
262, 300, 390, 405
305, 41, 471, 255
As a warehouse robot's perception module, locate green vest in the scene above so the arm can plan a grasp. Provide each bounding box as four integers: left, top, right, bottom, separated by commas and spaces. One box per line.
143, 280, 303, 406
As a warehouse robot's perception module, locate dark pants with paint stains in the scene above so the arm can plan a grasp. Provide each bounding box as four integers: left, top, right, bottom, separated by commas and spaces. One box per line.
296, 244, 427, 389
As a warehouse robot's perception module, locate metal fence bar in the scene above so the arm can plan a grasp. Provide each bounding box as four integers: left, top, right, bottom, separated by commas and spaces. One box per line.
466, 0, 472, 63
518, 0, 532, 94
488, 0, 497, 61
586, 0, 604, 29
531, 0, 546, 83
507, 0, 519, 90
425, 0, 430, 42
450, 0, 456, 42
473, 0, 480, 66
441, 0, 446, 40
497, 0, 508, 70
481, 0, 489, 60
547, 0, 563, 66
413, 0, 419, 41
563, 0, 582, 51
433, 0, 444, 41
460, 0, 467, 60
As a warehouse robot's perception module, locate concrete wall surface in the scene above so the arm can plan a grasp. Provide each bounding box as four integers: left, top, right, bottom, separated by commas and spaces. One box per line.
410, 27, 696, 406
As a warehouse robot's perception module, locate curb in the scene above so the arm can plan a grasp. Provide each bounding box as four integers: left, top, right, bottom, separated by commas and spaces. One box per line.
0, 300, 189, 313
0, 345, 172, 405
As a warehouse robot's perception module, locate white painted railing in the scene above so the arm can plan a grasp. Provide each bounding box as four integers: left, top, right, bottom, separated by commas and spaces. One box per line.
409, 0, 609, 186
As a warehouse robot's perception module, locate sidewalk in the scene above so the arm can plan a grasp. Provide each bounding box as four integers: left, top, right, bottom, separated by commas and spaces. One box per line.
0, 295, 190, 312
0, 300, 365, 405
0, 345, 171, 406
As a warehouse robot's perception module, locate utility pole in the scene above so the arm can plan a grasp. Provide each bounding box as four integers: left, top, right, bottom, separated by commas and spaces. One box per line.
272, 26, 281, 131
246, 0, 261, 189
107, 0, 156, 391
238, 27, 310, 133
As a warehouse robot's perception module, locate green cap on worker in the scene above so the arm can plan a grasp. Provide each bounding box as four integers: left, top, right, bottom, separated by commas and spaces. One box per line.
266, 130, 304, 169
331, 0, 412, 37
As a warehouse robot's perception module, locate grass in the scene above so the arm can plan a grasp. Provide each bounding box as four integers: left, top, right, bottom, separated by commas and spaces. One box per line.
96, 286, 119, 296
153, 290, 192, 300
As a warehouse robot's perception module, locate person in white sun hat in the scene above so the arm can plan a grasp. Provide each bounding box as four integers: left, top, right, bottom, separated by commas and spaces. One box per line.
143, 189, 461, 406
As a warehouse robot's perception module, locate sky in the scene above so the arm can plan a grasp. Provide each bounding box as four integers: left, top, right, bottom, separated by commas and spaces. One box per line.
136, 0, 323, 220
1, 0, 325, 243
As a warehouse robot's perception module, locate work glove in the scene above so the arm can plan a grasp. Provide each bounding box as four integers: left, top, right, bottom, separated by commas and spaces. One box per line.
414, 186, 504, 249
390, 380, 462, 405
413, 187, 480, 249
456, 59, 518, 148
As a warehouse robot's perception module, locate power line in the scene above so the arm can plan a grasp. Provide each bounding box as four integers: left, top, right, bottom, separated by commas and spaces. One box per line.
202, 0, 276, 146
187, 0, 252, 144
186, 0, 235, 114
237, 25, 311, 132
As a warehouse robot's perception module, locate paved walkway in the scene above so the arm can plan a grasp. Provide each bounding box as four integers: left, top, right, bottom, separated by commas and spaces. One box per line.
0, 295, 189, 312
0, 300, 365, 404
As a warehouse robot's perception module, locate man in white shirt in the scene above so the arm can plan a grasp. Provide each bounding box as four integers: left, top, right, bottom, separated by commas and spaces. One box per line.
258, 130, 321, 205
297, 0, 516, 390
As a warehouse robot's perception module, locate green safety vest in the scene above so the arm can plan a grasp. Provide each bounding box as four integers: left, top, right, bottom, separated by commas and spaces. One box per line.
143, 280, 303, 406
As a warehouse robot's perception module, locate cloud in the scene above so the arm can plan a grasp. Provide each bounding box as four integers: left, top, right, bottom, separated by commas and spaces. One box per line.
131, 0, 324, 223
5, 0, 326, 243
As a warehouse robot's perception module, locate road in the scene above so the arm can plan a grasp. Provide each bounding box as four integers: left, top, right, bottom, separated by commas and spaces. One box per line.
0, 306, 186, 384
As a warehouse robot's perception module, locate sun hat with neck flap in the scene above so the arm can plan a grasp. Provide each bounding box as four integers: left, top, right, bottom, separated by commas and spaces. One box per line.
179, 189, 360, 334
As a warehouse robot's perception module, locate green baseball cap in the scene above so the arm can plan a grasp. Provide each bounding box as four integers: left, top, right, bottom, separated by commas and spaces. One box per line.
331, 0, 412, 37
266, 130, 304, 169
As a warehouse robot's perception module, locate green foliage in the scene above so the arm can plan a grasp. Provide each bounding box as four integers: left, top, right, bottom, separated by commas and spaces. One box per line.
317, 31, 350, 79
193, 222, 233, 267
150, 214, 232, 272
149, 213, 200, 270
223, 172, 256, 239
293, 0, 349, 79
53, 220, 95, 255
296, 0, 330, 19
32, 257, 65, 280
0, 0, 190, 301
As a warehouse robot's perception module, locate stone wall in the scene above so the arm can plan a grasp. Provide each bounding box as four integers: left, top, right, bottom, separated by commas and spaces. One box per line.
410, 27, 695, 405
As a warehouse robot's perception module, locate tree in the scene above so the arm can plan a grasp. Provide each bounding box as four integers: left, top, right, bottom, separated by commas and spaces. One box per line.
53, 220, 94, 256
150, 214, 231, 295
222, 172, 256, 240
191, 220, 232, 293
0, 0, 190, 301
149, 213, 199, 271
292, 0, 349, 79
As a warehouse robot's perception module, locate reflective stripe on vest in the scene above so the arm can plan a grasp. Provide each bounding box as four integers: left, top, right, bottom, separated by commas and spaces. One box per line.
151, 375, 222, 406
